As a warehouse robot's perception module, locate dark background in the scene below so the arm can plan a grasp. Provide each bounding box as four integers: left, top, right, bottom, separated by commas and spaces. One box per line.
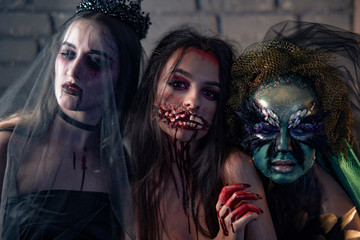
0, 0, 357, 94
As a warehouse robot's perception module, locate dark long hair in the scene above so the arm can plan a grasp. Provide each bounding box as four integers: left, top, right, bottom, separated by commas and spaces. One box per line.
0, 11, 142, 135
126, 26, 236, 239
0, 10, 143, 240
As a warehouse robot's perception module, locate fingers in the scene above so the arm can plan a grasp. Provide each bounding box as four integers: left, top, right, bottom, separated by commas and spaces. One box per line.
231, 211, 259, 234
226, 191, 262, 210
216, 184, 263, 236
231, 202, 263, 222
221, 203, 263, 236
217, 183, 251, 210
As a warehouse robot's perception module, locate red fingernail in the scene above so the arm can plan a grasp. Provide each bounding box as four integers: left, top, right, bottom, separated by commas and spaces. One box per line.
231, 223, 235, 233
217, 204, 224, 217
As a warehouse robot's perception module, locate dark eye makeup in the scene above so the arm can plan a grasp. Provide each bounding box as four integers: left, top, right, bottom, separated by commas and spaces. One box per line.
167, 75, 189, 89
59, 46, 110, 71
201, 89, 219, 101
60, 49, 76, 60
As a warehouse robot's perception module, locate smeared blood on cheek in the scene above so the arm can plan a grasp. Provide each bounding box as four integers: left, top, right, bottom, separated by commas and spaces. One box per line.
191, 48, 219, 67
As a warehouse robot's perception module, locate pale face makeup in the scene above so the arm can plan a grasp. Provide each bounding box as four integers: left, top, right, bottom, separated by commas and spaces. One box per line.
55, 19, 120, 123
155, 48, 220, 142
249, 77, 322, 184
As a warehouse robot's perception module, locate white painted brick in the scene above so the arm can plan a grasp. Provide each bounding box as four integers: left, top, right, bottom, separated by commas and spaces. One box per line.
0, 65, 28, 88
31, 0, 77, 11
279, 0, 351, 11
143, 0, 196, 13
0, 0, 26, 9
0, 13, 52, 37
142, 13, 217, 55
0, 39, 37, 62
221, 13, 295, 50
301, 13, 351, 30
201, 0, 274, 13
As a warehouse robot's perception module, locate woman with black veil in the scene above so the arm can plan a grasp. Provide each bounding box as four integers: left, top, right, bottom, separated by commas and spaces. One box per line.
0, 0, 149, 239
227, 21, 360, 239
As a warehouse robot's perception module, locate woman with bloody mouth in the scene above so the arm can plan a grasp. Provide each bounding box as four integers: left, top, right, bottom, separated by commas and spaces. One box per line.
125, 26, 276, 240
227, 21, 360, 239
0, 0, 149, 239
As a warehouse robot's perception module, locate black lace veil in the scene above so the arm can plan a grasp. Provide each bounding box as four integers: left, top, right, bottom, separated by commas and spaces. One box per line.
0, 9, 143, 240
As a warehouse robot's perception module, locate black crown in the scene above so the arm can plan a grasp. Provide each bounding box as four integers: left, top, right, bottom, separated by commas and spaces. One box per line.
77, 0, 150, 39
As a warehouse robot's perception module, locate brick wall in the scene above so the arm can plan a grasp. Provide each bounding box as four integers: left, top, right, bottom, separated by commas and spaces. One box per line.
0, 0, 357, 94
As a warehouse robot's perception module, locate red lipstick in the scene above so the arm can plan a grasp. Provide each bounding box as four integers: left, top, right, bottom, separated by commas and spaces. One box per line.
62, 82, 83, 96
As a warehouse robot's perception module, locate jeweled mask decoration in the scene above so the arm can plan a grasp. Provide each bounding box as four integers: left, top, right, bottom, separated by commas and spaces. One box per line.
227, 41, 353, 161
241, 75, 328, 183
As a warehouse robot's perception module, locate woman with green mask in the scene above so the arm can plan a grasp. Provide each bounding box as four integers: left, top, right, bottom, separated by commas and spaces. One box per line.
227, 21, 360, 239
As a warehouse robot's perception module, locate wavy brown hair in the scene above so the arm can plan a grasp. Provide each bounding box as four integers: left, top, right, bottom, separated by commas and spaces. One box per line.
126, 26, 236, 239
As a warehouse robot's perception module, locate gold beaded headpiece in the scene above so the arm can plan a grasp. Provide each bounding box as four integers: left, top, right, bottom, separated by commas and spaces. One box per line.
227, 41, 353, 155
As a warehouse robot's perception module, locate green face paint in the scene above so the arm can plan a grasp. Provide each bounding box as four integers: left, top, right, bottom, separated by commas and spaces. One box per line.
250, 76, 319, 184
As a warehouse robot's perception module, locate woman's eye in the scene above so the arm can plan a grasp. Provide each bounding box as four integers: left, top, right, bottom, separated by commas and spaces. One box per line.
290, 123, 314, 139
168, 80, 188, 90
260, 127, 279, 136
201, 89, 219, 101
60, 50, 76, 60
252, 123, 279, 139
86, 56, 110, 70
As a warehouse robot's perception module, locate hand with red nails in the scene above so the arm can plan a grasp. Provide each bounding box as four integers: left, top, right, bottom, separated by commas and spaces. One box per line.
216, 183, 263, 239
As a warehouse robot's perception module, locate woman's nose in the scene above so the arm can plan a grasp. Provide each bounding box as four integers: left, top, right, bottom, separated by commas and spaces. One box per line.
68, 56, 84, 80
276, 128, 292, 153
183, 90, 200, 110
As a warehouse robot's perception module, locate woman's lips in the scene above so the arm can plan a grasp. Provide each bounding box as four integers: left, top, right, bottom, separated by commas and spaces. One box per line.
271, 159, 296, 173
62, 82, 83, 96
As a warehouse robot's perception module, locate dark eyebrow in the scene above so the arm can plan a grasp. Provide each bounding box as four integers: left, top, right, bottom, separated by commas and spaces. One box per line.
63, 42, 76, 49
89, 50, 110, 60
173, 68, 221, 88
62, 42, 111, 60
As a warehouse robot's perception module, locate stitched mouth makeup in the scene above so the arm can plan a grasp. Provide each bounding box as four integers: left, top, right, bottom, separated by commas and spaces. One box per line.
157, 106, 210, 130
62, 82, 83, 97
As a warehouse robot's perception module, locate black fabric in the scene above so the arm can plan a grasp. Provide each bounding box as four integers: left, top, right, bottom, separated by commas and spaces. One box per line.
0, 9, 143, 240
3, 190, 122, 240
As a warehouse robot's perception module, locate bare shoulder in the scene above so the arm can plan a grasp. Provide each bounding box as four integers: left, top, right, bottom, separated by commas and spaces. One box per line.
225, 148, 252, 169
0, 130, 12, 145
0, 130, 12, 150
222, 147, 261, 185
0, 130, 12, 165
0, 130, 12, 195
313, 161, 353, 215
221, 148, 278, 239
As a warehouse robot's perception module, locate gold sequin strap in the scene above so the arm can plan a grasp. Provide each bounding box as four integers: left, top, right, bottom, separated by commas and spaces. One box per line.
342, 207, 360, 240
